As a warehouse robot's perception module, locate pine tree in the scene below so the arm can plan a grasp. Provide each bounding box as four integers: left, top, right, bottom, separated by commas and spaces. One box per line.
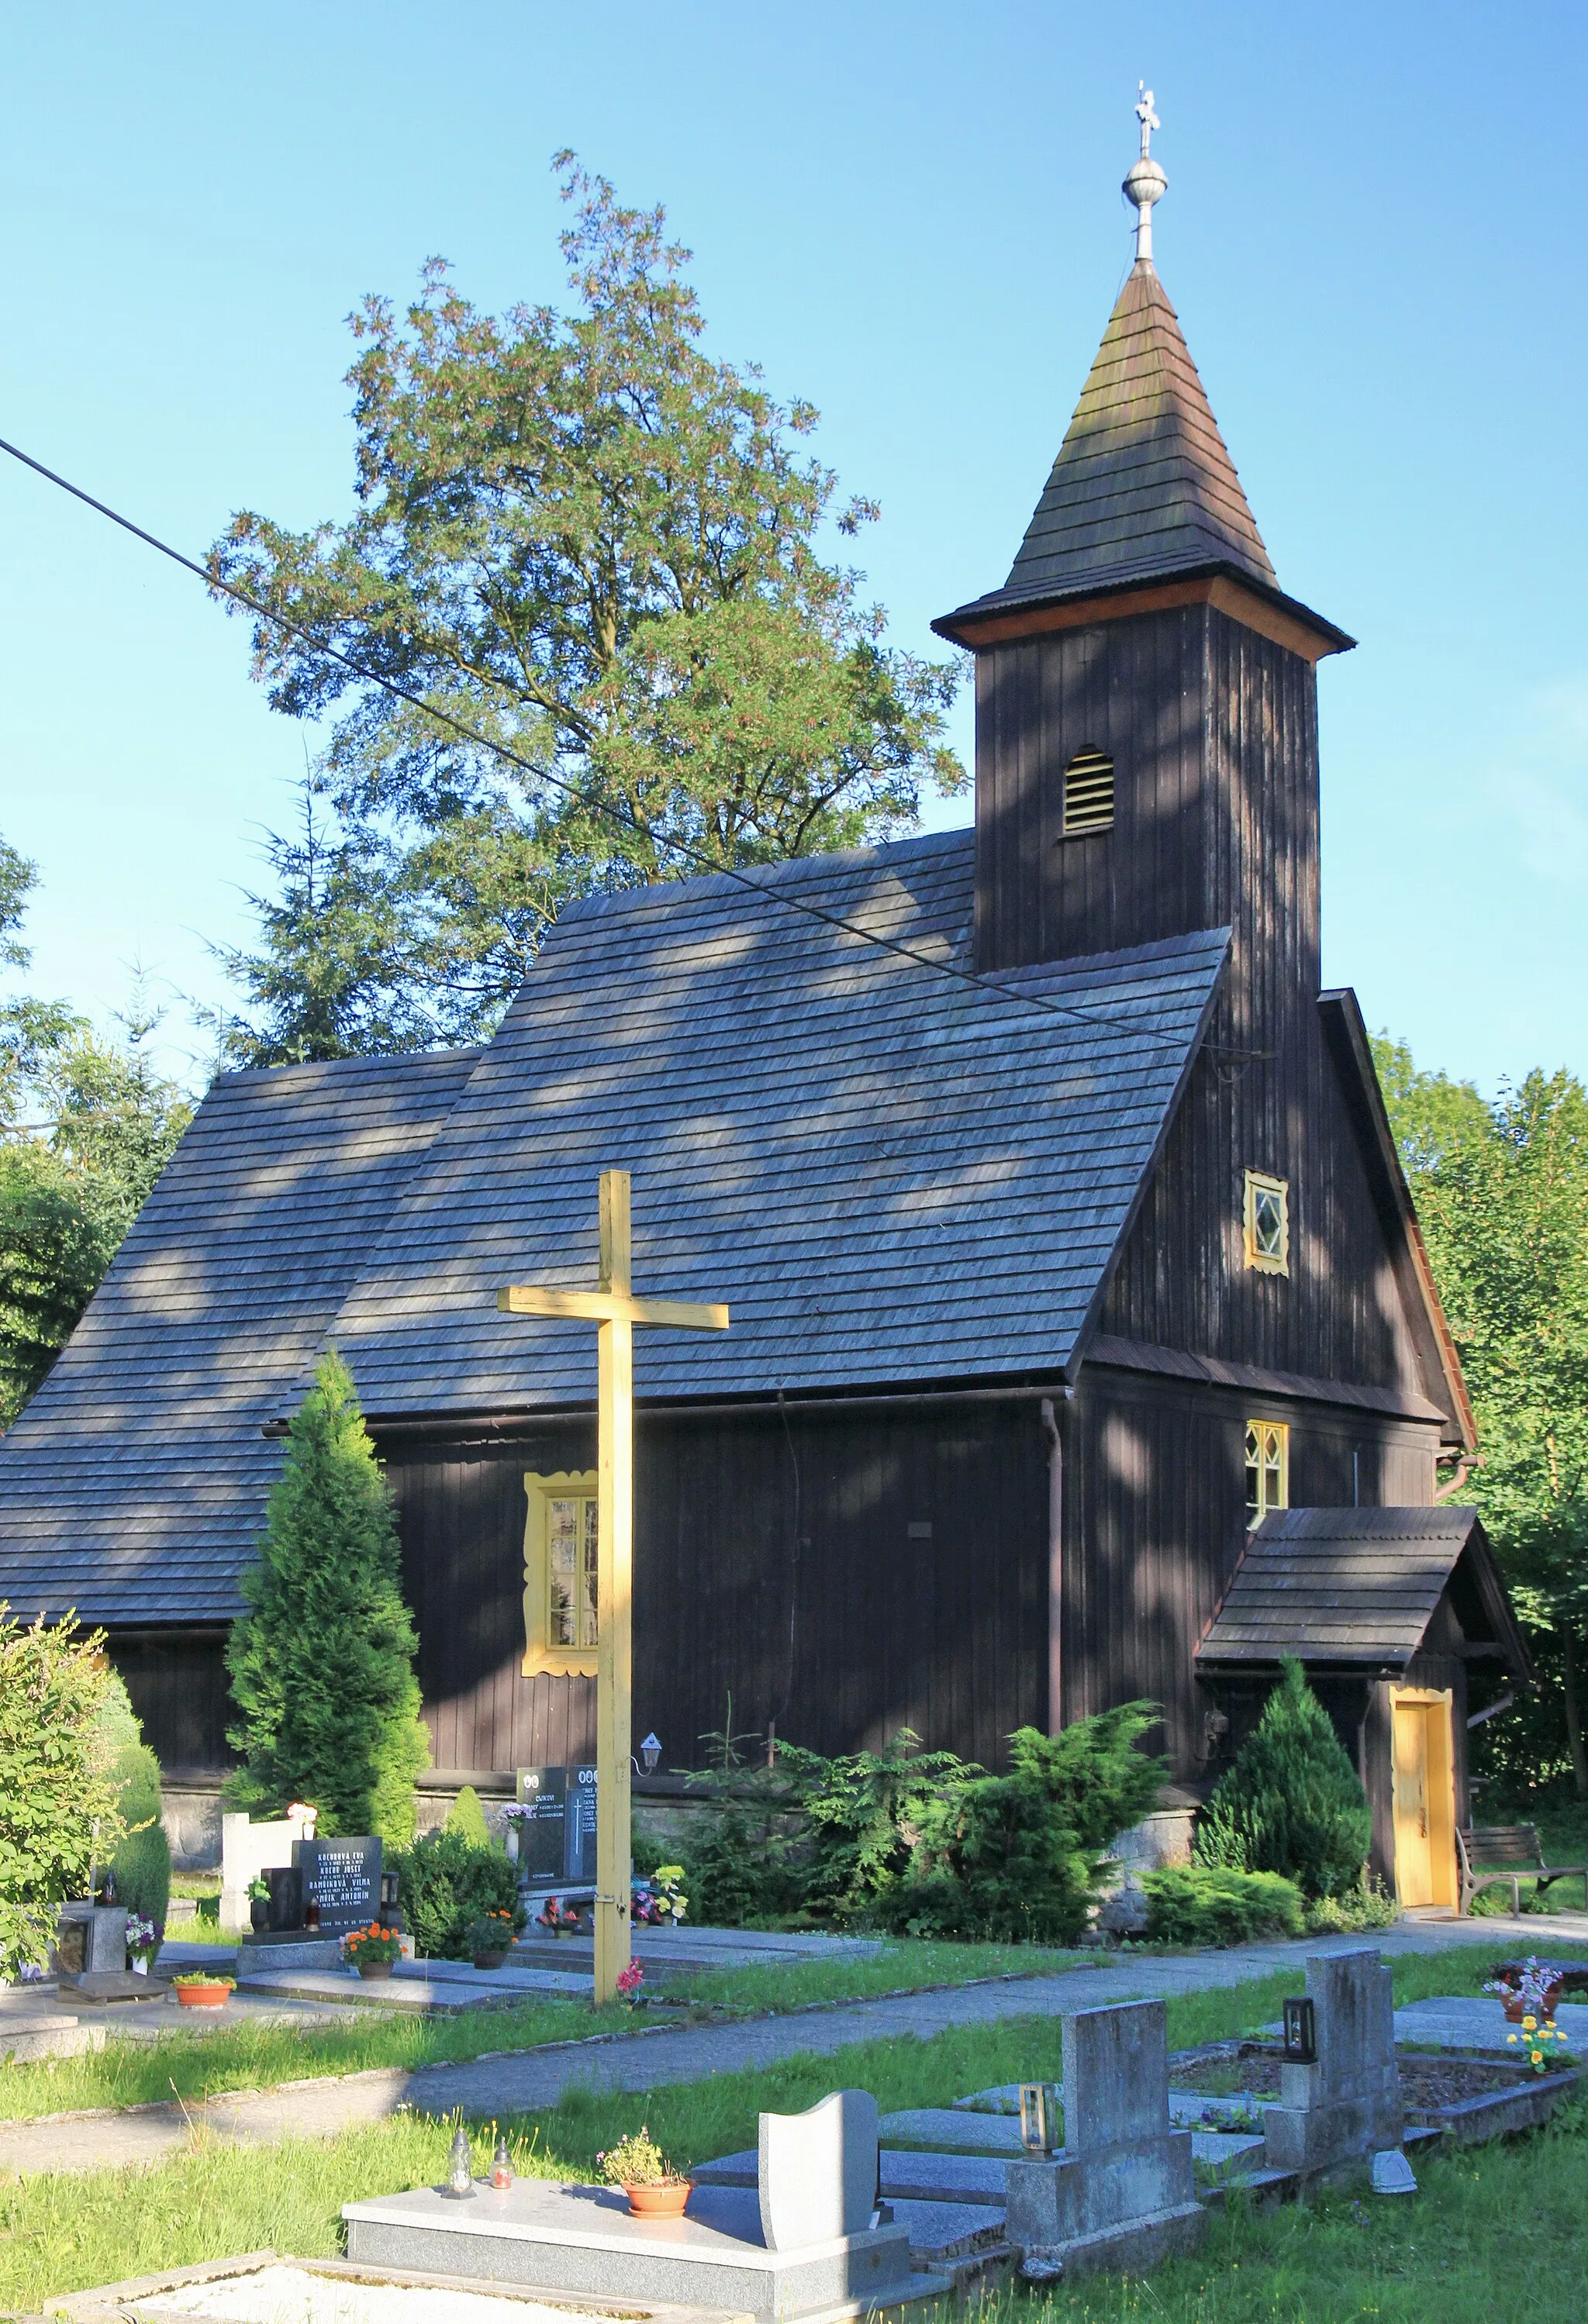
1195, 1658, 1371, 1900
226, 1352, 430, 1843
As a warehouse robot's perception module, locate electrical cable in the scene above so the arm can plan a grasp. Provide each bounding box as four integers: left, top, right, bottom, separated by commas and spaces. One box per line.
0, 431, 1224, 1057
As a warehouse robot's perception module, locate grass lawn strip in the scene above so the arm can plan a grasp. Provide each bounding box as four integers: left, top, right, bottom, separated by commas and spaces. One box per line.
0, 1953, 1514, 2313
0, 1940, 1106, 2124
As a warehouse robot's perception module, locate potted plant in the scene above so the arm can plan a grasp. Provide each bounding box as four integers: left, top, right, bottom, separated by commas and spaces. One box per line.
597, 2127, 691, 2218
651, 1867, 689, 1925
342, 1922, 405, 1980
1485, 1956, 1568, 2026
247, 1877, 271, 1933
171, 1971, 236, 2011
466, 1909, 520, 1971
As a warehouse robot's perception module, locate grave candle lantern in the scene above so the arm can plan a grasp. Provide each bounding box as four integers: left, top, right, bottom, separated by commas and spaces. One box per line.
1282, 1997, 1317, 2064
443, 2125, 476, 2200
1019, 2081, 1060, 2153
492, 2135, 514, 2191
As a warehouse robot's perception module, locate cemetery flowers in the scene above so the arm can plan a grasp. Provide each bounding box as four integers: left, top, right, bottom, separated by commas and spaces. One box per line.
341, 1923, 403, 1971
124, 1912, 160, 1966
1504, 2015, 1572, 2074
616, 1959, 644, 2007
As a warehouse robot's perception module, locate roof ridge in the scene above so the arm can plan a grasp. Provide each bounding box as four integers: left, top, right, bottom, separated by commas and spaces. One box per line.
558, 827, 975, 926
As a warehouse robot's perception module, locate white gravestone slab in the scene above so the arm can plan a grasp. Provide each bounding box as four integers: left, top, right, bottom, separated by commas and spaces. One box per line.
758, 2089, 879, 2251
220, 1807, 316, 1929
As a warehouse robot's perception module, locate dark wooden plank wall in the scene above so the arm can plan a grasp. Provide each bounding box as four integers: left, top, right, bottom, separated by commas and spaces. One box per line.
109, 1633, 233, 1772
385, 1399, 1051, 1780
1065, 1363, 1441, 1775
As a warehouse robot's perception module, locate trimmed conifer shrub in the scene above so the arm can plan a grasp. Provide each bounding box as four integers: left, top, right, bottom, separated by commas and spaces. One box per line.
1194, 1658, 1372, 1901
109, 1741, 171, 1942
1142, 1864, 1304, 1946
0, 1609, 124, 1976
392, 1829, 520, 1959
225, 1351, 430, 1845
444, 1785, 491, 1848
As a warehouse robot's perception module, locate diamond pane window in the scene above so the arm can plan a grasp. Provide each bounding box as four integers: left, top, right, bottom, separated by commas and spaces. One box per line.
1243, 1171, 1289, 1275
1245, 1420, 1289, 1529
1062, 747, 1115, 836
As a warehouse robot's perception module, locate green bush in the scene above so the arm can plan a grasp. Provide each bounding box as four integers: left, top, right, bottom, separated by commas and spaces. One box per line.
684, 1803, 806, 1926
889, 1712, 1166, 1944
0, 1607, 124, 1976
225, 1352, 430, 1846
444, 1786, 491, 1848
787, 1728, 975, 1923
1304, 1874, 1398, 1933
1141, 1864, 1305, 1946
109, 1743, 171, 1948
392, 1830, 519, 1959
1194, 1660, 1372, 1901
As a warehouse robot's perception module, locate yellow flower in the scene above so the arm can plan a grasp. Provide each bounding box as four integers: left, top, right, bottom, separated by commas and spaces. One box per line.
1507, 2032, 1518, 2044
1522, 2015, 1537, 2032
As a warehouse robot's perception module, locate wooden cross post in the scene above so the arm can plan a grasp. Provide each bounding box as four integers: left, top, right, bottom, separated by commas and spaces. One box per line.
498, 1170, 728, 2005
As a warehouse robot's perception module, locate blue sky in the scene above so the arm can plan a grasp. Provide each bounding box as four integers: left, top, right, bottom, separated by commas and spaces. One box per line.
2, 0, 1583, 1092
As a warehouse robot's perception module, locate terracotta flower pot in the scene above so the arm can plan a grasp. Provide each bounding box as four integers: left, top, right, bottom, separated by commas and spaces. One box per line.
472, 1950, 509, 1971
1503, 1984, 1562, 2024
175, 1981, 232, 2010
357, 1960, 395, 1981
626, 2181, 691, 2219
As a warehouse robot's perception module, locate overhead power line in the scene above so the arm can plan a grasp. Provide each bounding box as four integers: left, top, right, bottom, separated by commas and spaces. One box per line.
0, 432, 1220, 1058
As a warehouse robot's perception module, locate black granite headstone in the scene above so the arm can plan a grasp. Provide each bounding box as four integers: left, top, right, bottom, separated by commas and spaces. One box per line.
265, 1864, 304, 1932
515, 1767, 568, 1881
566, 1764, 598, 1882
293, 1836, 382, 1935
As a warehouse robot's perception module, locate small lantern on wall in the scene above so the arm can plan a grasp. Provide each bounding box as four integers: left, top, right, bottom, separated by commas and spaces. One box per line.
1282, 1997, 1317, 2064
1018, 2082, 1060, 2154
640, 1733, 662, 1774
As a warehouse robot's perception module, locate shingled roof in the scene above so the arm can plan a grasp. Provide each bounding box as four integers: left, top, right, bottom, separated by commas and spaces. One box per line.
1196, 1506, 1529, 1676
323, 832, 1227, 1418
0, 1050, 475, 1626
936, 259, 1295, 637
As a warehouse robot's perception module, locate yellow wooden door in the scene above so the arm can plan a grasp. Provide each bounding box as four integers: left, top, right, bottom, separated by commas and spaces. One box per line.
1391, 1691, 1456, 1909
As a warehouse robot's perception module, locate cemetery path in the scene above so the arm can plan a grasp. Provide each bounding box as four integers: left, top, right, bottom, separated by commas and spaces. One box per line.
2, 1910, 1579, 2179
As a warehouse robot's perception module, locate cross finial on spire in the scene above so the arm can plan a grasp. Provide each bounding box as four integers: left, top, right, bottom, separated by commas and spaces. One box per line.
1123, 82, 1168, 266
1135, 81, 1159, 159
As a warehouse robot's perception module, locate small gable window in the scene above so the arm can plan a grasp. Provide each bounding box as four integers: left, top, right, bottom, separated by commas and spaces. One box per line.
1062, 747, 1114, 837
522, 1471, 599, 1676
1245, 1420, 1289, 1529
1243, 1170, 1289, 1274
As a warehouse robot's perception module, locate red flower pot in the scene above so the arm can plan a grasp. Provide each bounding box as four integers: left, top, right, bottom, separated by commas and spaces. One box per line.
174, 1981, 232, 2010
1503, 1984, 1562, 2024
626, 2181, 691, 2219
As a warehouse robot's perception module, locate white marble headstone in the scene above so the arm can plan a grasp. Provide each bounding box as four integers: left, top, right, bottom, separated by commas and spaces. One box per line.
758, 2089, 879, 2250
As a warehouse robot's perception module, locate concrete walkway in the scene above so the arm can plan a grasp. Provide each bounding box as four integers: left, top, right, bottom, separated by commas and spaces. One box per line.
1, 1910, 1580, 2181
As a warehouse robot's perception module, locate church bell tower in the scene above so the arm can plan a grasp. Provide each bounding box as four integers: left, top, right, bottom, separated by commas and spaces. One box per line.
933, 90, 1353, 1066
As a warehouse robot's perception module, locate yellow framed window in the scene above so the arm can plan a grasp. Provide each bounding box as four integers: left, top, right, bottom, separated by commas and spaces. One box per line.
522, 1471, 599, 1676
1245, 1421, 1289, 1529
1243, 1170, 1289, 1274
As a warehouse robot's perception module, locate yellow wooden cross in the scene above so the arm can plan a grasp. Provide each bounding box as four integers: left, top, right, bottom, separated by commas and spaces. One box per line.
498, 1169, 729, 2005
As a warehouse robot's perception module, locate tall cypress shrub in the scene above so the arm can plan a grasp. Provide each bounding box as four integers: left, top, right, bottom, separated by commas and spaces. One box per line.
1195, 1658, 1372, 1900
226, 1351, 430, 1843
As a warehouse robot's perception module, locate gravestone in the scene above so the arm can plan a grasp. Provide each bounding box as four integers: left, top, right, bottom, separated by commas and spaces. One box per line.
516, 1765, 598, 1883
758, 2089, 879, 2250
55, 1903, 127, 1974
293, 1836, 382, 1936
1004, 1998, 1204, 2281
220, 1805, 316, 1928
1262, 1949, 1403, 2181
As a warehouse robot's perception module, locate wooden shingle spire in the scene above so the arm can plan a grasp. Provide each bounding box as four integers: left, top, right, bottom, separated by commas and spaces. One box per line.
998, 258, 1277, 607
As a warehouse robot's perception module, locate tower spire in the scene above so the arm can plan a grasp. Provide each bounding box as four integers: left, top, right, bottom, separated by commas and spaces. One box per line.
1123, 82, 1166, 265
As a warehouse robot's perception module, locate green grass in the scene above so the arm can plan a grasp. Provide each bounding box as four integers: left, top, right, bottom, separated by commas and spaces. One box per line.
0, 1955, 1560, 2316
660, 1936, 1105, 2015
0, 1937, 1100, 2124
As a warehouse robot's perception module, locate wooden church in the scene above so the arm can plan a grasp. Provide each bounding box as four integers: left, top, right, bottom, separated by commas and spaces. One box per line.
0, 112, 1527, 1906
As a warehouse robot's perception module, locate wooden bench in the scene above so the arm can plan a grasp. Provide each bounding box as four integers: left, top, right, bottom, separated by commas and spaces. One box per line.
1456, 1823, 1588, 1916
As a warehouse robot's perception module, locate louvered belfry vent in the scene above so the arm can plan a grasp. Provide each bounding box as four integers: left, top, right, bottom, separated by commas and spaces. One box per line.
1062, 748, 1115, 837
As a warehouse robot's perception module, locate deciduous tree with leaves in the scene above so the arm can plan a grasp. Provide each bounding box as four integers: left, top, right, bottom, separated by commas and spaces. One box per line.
212, 155, 964, 1056
1374, 1035, 1588, 1798
1, 838, 191, 1424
